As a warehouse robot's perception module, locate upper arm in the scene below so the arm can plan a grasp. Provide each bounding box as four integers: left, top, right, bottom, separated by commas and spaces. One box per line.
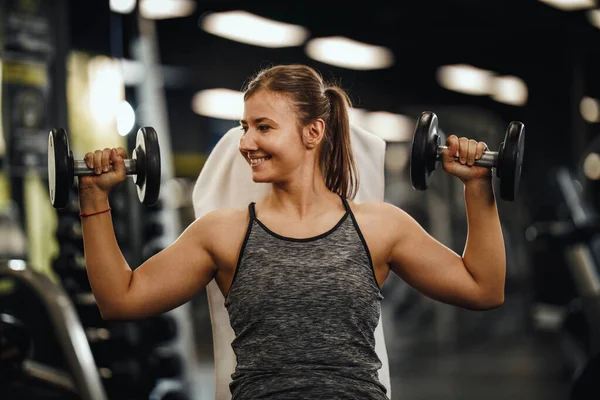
113, 210, 222, 320
384, 203, 485, 310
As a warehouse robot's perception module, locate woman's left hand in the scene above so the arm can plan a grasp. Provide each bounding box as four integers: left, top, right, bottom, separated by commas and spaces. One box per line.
442, 135, 492, 184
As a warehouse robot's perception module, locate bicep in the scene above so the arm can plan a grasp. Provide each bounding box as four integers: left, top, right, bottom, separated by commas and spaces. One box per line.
118, 214, 218, 320
387, 207, 482, 309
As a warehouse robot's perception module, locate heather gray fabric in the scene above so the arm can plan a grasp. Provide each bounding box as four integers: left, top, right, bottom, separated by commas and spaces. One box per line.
225, 196, 388, 400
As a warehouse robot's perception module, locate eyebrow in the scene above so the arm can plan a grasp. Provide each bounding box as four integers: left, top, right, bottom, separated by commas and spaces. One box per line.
239, 117, 277, 125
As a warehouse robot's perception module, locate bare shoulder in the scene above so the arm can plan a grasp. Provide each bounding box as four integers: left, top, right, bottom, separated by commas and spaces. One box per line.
350, 199, 405, 219
349, 200, 424, 236
192, 207, 249, 233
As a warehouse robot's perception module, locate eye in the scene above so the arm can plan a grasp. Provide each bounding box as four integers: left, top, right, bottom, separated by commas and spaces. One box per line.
240, 125, 248, 133
258, 124, 271, 132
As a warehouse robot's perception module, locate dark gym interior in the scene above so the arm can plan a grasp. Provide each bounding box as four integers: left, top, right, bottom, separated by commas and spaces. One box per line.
1, 0, 600, 399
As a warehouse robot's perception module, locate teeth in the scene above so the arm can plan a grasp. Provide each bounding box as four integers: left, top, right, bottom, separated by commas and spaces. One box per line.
251, 157, 270, 165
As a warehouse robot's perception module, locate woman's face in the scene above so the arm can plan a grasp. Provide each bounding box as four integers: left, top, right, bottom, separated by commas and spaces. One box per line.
239, 90, 309, 184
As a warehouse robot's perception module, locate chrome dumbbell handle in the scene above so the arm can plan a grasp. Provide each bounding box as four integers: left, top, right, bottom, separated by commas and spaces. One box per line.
72, 160, 137, 176
436, 146, 498, 168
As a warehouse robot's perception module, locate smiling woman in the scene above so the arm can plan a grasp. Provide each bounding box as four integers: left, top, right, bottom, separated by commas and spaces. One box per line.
76, 61, 506, 400
239, 64, 359, 200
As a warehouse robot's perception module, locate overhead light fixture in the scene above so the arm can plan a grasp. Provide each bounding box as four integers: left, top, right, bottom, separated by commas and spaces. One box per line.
305, 36, 394, 70
139, 0, 196, 20
348, 107, 368, 127
200, 11, 309, 48
436, 64, 492, 96
88, 56, 125, 127
583, 152, 600, 180
363, 111, 414, 142
110, 0, 136, 14
587, 9, 600, 28
580, 96, 600, 123
191, 88, 244, 120
537, 0, 596, 11
117, 101, 136, 136
491, 75, 528, 106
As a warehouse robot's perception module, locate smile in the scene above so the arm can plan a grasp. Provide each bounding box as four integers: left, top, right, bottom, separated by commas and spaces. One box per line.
250, 156, 271, 167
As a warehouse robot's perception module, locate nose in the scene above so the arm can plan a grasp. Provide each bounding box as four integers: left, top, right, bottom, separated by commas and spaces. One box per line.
238, 129, 258, 155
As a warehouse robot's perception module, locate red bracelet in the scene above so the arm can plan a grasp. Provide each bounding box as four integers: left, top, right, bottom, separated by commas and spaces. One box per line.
79, 208, 111, 218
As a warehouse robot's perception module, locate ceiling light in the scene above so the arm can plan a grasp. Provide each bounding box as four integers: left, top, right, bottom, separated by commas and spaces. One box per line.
537, 0, 596, 11
200, 11, 309, 48
117, 101, 136, 136
587, 9, 600, 28
580, 96, 600, 122
436, 64, 492, 96
305, 36, 394, 70
139, 0, 196, 20
191, 88, 244, 120
491, 75, 528, 106
348, 107, 368, 127
364, 111, 414, 142
583, 152, 600, 180
110, 0, 136, 14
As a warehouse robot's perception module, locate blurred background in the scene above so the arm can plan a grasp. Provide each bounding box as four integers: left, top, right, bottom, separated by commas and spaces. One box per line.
1, 0, 600, 399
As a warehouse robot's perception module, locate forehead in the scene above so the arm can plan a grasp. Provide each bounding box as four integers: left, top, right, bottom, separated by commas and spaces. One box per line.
243, 90, 294, 120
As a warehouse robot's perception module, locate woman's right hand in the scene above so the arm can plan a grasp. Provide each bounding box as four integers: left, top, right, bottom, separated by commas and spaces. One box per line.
79, 147, 128, 195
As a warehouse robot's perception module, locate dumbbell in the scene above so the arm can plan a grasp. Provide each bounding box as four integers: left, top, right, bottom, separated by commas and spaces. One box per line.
410, 111, 525, 201
48, 127, 161, 209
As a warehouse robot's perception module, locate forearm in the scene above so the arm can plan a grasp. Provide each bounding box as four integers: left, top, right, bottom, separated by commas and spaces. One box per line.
462, 178, 506, 301
79, 190, 132, 317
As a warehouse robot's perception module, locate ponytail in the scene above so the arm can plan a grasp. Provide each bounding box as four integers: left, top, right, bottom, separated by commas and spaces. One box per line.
323, 87, 358, 200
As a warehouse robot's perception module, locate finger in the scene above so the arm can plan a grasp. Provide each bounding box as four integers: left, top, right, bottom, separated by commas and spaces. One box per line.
445, 135, 459, 162
476, 142, 487, 161
467, 139, 477, 166
102, 148, 111, 172
93, 150, 103, 175
84, 152, 94, 169
458, 137, 469, 164
115, 147, 128, 158
110, 148, 127, 180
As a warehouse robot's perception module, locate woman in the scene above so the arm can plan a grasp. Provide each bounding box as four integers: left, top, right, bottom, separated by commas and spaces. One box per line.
79, 64, 505, 399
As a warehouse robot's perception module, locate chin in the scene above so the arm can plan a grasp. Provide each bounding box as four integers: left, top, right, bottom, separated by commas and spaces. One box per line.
251, 173, 273, 183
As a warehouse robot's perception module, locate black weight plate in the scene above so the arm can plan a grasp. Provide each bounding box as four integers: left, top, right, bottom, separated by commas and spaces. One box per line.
498, 121, 525, 201
48, 128, 72, 209
410, 111, 438, 191
134, 127, 161, 206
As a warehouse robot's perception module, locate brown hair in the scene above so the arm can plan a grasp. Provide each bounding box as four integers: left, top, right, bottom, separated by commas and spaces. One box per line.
243, 64, 358, 200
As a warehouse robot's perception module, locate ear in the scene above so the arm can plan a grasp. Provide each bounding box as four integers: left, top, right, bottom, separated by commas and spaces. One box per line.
302, 119, 325, 149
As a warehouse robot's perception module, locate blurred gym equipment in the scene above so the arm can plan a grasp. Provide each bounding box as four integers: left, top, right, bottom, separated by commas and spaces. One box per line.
0, 259, 107, 400
526, 167, 600, 400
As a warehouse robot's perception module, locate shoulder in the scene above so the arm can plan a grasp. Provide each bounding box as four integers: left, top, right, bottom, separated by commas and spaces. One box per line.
349, 200, 422, 234
185, 207, 251, 256
348, 199, 400, 218
195, 207, 250, 229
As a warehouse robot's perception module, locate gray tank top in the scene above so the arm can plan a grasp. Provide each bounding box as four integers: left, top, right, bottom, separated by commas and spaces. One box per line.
224, 195, 388, 399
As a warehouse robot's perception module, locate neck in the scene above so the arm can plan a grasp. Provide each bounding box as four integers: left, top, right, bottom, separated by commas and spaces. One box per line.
266, 175, 339, 220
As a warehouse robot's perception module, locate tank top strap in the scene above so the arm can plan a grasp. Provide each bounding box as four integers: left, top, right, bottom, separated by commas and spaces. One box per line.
249, 202, 257, 220
340, 195, 352, 215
